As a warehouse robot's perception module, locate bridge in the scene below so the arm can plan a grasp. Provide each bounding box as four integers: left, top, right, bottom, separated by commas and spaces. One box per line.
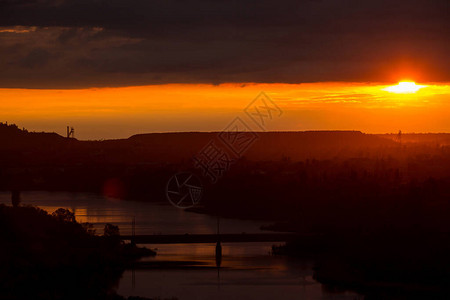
120, 233, 299, 244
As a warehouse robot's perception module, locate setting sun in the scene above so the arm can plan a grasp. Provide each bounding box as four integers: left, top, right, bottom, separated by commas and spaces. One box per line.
383, 81, 427, 93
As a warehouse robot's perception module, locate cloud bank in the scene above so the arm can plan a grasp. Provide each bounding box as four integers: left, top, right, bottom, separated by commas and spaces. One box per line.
0, 0, 448, 88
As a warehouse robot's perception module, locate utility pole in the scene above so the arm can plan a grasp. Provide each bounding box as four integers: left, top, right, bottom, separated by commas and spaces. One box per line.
66, 126, 75, 138
131, 216, 136, 246
215, 216, 222, 268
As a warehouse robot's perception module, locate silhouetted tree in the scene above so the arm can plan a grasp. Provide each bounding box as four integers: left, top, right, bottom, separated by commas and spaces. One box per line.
52, 208, 76, 223
82, 222, 96, 235
104, 223, 120, 237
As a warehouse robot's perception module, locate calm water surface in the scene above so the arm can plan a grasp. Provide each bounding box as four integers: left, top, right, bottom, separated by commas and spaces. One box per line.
0, 191, 360, 300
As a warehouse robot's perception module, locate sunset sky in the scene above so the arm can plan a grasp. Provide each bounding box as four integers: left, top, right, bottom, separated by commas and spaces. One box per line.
1, 0, 449, 139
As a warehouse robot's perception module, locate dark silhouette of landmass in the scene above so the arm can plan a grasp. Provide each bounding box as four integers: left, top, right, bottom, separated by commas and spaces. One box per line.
273, 232, 450, 299
0, 203, 155, 300
2, 122, 450, 224
2, 122, 450, 298
2, 122, 450, 228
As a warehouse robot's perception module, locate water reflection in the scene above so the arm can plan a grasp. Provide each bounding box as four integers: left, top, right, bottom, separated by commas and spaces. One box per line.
120, 242, 359, 300
0, 192, 360, 300
0, 191, 265, 235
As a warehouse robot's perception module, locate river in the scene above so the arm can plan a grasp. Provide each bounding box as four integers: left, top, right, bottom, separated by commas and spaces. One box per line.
0, 191, 361, 300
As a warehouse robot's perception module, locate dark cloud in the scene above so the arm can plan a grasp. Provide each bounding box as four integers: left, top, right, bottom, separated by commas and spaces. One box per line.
0, 0, 448, 88
19, 48, 53, 68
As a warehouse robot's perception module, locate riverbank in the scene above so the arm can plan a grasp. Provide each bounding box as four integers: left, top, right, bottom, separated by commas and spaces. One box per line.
273, 232, 450, 299
0, 191, 361, 300
0, 204, 156, 300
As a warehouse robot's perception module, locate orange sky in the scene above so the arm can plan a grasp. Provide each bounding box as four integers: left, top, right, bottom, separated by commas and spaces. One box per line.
1, 82, 449, 140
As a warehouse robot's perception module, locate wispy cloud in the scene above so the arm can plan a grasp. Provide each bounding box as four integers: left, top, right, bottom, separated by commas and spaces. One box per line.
0, 26, 37, 33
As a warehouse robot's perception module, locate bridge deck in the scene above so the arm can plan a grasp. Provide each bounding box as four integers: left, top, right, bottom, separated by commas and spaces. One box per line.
120, 233, 299, 244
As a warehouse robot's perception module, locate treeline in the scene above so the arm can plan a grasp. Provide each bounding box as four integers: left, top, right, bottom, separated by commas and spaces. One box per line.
204, 155, 450, 233
0, 204, 155, 300
2, 124, 450, 233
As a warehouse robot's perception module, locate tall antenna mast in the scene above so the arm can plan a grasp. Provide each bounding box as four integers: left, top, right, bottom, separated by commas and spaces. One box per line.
66, 126, 75, 138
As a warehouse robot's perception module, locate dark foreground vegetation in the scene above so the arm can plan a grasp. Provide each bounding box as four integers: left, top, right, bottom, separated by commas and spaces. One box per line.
3, 123, 450, 298
273, 232, 450, 299
0, 203, 155, 300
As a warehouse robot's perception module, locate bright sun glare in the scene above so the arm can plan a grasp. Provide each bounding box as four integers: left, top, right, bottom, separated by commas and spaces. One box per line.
383, 81, 427, 94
